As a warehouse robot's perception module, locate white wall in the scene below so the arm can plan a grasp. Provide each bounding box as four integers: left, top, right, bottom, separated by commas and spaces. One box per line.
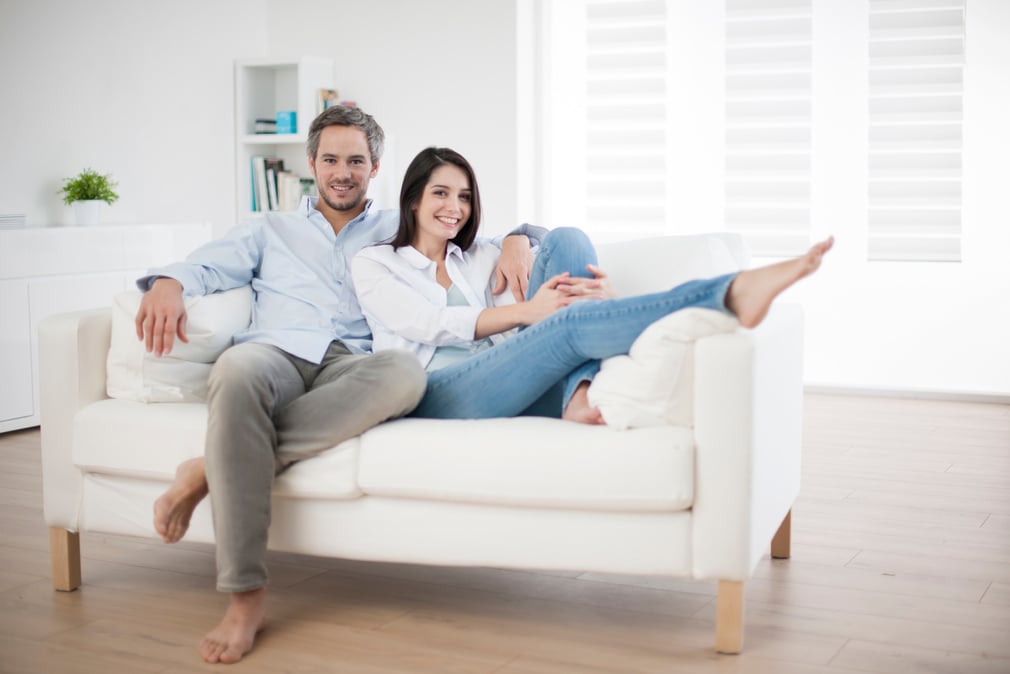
3, 0, 1001, 396
784, 0, 1010, 399
0, 0, 520, 239
263, 0, 521, 237
0, 0, 267, 236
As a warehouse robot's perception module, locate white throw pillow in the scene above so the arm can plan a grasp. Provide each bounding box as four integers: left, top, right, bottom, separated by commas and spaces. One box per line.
106, 287, 253, 403
587, 308, 739, 430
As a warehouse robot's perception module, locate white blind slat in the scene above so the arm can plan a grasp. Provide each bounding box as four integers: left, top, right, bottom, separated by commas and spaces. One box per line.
868, 0, 963, 261
724, 0, 812, 257
583, 0, 666, 237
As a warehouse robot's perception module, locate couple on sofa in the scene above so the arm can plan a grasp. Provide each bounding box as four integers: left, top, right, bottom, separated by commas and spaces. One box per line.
136, 105, 832, 664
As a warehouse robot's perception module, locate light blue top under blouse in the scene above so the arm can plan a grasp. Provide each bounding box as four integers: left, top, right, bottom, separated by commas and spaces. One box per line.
425, 284, 493, 371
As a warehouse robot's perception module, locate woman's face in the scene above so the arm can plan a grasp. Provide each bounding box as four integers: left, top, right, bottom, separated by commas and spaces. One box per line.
412, 164, 472, 248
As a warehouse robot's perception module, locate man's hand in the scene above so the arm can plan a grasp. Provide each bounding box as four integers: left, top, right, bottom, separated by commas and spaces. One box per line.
492, 235, 535, 303
135, 277, 189, 357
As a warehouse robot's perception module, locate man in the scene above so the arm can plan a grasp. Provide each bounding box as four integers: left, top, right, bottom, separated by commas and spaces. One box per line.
136, 106, 538, 664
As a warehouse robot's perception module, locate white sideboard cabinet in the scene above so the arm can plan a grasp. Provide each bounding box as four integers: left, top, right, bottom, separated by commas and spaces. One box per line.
0, 224, 212, 433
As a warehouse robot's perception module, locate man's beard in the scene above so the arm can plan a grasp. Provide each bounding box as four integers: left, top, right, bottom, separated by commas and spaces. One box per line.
319, 183, 364, 212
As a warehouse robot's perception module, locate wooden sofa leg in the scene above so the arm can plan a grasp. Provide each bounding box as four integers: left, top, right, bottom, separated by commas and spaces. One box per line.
715, 580, 744, 654
49, 527, 81, 592
771, 509, 792, 559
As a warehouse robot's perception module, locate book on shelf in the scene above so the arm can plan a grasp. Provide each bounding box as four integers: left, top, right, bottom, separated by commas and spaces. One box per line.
251, 156, 287, 212
251, 156, 268, 212
266, 168, 280, 211
264, 158, 285, 210
253, 118, 277, 134
276, 172, 299, 211
317, 88, 339, 114
252, 157, 317, 212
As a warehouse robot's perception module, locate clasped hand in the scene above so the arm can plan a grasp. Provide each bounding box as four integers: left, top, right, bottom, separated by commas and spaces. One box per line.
523, 264, 615, 325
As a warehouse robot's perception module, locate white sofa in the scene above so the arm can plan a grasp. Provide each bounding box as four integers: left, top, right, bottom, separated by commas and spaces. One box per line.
39, 233, 802, 654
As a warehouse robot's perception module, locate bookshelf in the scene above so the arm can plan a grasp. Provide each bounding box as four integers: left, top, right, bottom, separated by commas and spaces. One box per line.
234, 57, 335, 221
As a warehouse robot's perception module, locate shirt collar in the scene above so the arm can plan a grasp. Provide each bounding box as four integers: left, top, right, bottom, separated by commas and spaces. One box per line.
397, 241, 464, 269
303, 195, 376, 229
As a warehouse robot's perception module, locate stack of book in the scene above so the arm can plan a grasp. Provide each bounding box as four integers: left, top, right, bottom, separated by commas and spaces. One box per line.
250, 157, 317, 212
0, 213, 26, 229
253, 118, 277, 134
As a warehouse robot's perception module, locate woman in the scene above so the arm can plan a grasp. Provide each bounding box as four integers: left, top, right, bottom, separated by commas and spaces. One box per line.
352, 147, 833, 424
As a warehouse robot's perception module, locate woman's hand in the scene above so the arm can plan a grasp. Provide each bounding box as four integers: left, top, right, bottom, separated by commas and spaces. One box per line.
522, 272, 580, 324
555, 264, 617, 301
474, 266, 615, 337
588, 263, 617, 298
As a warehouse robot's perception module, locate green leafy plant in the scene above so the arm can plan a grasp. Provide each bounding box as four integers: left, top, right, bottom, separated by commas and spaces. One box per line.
58, 168, 120, 205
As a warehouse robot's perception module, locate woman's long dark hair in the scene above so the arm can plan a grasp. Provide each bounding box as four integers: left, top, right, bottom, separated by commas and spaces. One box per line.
392, 147, 482, 251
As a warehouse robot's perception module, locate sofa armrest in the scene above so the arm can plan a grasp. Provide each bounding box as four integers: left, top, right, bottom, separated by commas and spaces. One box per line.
691, 303, 804, 580
39, 307, 112, 530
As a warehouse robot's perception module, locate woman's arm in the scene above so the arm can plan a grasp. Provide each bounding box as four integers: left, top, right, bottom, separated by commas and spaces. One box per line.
473, 272, 579, 338
353, 249, 598, 344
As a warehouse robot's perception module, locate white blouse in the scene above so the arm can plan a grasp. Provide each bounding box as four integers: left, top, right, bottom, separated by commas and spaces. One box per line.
351, 240, 516, 368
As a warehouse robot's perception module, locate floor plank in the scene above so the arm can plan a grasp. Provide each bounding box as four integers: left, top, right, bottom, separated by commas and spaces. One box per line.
0, 393, 1007, 672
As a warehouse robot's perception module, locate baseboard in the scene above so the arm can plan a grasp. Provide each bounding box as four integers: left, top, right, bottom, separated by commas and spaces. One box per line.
804, 384, 1010, 405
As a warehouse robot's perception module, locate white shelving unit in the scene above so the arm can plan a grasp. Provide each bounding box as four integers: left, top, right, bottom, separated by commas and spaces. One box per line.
234, 57, 335, 221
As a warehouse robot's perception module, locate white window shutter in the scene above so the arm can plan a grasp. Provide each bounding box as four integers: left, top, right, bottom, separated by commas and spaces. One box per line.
585, 0, 669, 239
867, 0, 965, 261
724, 0, 813, 257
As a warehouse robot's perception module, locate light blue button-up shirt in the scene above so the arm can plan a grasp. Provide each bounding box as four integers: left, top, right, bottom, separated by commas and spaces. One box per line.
139, 196, 398, 363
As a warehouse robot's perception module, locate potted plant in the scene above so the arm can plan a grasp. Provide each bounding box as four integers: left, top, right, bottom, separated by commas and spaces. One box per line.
59, 168, 120, 225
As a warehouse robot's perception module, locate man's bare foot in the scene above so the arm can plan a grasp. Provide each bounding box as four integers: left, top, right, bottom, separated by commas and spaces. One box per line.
153, 457, 208, 543
563, 381, 605, 425
727, 236, 834, 328
199, 588, 267, 664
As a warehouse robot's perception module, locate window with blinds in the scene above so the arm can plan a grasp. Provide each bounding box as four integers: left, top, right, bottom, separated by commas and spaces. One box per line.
542, 0, 967, 261
867, 0, 965, 261
724, 0, 812, 257
584, 0, 667, 239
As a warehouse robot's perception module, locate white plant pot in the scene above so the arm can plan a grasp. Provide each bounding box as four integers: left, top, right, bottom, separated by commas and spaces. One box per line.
72, 200, 102, 226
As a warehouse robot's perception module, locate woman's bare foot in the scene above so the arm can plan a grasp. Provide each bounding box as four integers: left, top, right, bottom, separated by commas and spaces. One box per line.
153, 457, 208, 543
563, 381, 605, 425
727, 236, 834, 328
199, 588, 267, 664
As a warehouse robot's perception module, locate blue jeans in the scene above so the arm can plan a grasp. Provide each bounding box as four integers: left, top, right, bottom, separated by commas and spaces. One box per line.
411, 228, 736, 419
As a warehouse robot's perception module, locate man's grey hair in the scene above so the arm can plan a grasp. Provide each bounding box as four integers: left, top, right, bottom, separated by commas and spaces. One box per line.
306, 106, 385, 165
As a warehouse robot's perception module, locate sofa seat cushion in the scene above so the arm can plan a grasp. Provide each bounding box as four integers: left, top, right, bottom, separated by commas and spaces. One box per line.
357, 417, 695, 512
72, 399, 362, 500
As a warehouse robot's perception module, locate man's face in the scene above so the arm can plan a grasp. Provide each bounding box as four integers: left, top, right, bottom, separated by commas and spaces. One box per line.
308, 125, 378, 215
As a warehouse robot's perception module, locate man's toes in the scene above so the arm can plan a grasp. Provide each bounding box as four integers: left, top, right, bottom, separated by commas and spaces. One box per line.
220, 644, 247, 664
200, 638, 225, 663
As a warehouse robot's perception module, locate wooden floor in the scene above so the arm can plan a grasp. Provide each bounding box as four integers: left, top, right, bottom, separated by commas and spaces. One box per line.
1, 393, 1008, 673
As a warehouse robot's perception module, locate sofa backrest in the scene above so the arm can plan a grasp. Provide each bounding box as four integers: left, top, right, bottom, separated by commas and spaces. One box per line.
596, 233, 749, 298
106, 233, 749, 403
